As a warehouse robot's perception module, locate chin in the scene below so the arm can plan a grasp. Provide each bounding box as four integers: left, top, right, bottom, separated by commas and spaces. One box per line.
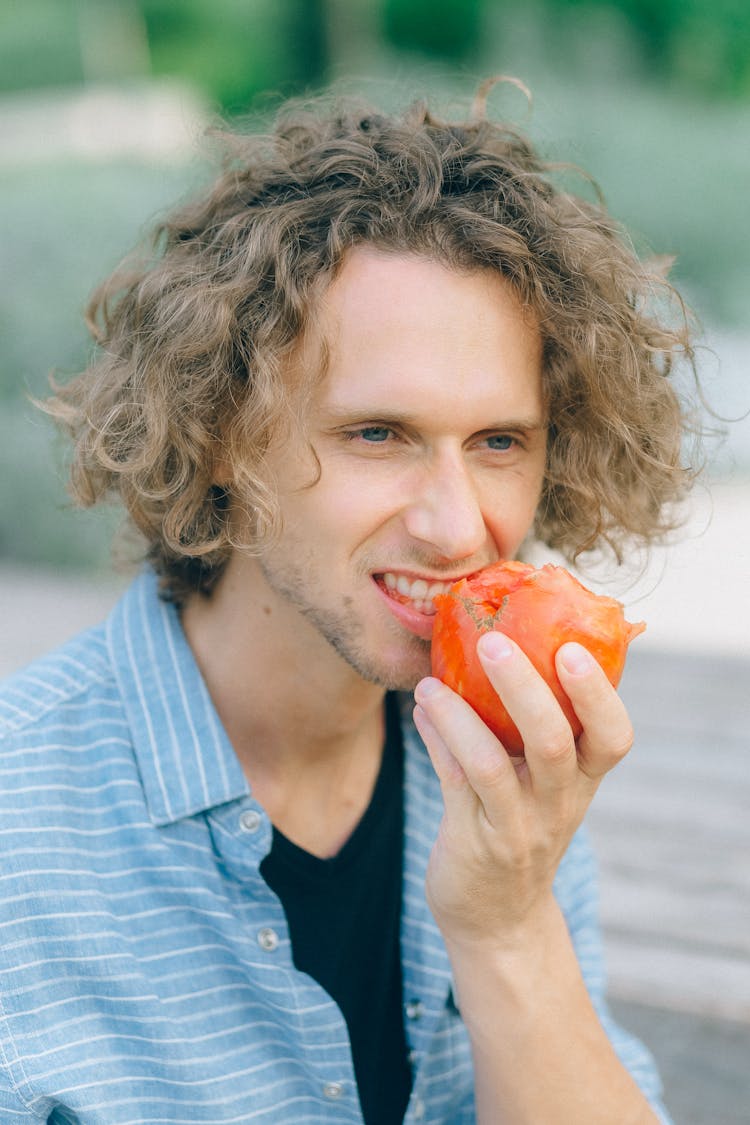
306, 601, 432, 691
354, 643, 432, 693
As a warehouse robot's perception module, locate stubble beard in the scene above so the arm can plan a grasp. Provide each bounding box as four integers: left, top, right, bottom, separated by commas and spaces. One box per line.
258, 555, 431, 691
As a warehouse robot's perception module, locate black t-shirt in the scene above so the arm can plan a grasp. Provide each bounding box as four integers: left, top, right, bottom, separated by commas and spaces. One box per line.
260, 694, 412, 1124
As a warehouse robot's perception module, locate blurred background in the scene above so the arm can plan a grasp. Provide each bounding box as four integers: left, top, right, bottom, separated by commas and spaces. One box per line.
0, 2, 748, 1121
1, 0, 749, 577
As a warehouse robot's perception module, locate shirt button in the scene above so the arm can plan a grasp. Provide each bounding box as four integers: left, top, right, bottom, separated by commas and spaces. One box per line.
257, 927, 279, 952
405, 998, 423, 1020
323, 1080, 345, 1099
239, 809, 262, 833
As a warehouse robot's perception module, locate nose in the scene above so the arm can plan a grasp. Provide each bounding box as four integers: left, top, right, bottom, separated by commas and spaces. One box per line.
402, 451, 488, 562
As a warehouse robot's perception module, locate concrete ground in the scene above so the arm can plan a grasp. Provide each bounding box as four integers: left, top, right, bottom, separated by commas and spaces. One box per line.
610, 998, 749, 1125
593, 648, 750, 1124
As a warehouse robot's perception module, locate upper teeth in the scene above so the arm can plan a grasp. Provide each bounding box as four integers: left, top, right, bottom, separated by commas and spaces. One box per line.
383, 573, 455, 601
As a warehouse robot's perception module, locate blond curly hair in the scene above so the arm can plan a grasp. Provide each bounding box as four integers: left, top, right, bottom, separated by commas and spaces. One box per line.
45, 83, 699, 603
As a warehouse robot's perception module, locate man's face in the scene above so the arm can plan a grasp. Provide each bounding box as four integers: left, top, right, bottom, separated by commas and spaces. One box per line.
236, 247, 547, 691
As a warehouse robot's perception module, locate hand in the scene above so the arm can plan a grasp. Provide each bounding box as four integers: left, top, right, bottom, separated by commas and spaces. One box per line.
413, 631, 634, 952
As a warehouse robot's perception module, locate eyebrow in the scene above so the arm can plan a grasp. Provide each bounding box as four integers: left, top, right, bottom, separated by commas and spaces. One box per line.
322, 407, 547, 432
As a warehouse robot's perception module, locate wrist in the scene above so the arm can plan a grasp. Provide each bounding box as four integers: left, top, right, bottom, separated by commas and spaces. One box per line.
442, 890, 563, 967
443, 897, 576, 1046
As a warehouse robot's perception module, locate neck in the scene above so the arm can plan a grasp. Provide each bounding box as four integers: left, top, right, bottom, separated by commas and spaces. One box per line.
181, 557, 389, 856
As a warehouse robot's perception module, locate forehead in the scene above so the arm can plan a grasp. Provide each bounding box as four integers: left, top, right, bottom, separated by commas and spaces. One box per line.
311, 247, 544, 419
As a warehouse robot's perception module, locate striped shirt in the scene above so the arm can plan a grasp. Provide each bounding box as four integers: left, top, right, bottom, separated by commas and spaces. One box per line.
0, 569, 672, 1123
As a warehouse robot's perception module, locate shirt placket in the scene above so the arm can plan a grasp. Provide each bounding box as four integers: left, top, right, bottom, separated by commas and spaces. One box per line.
206, 798, 365, 1122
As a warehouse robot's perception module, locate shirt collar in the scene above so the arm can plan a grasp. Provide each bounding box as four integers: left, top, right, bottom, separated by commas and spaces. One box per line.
107, 569, 249, 826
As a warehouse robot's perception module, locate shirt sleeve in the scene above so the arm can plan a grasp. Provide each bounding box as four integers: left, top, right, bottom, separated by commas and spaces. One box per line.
555, 825, 674, 1125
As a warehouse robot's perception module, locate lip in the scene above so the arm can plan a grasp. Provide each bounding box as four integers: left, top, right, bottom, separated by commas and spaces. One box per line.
372, 568, 483, 639
373, 576, 438, 639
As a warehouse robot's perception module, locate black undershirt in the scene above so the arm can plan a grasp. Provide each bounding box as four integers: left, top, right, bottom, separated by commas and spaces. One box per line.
260, 693, 412, 1124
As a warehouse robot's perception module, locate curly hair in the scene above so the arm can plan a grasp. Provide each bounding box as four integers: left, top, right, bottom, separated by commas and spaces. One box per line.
45, 81, 700, 604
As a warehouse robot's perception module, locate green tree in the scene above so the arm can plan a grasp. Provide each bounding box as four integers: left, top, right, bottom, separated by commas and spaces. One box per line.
141, 0, 329, 113
382, 0, 483, 61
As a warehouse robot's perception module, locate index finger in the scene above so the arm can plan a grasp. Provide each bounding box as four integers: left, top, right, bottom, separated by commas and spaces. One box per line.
413, 676, 521, 827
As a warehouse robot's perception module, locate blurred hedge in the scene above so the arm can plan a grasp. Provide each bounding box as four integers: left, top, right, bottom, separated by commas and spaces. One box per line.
0, 158, 193, 571
1, 0, 750, 106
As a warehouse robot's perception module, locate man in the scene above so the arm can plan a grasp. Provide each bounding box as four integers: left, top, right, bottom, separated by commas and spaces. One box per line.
0, 86, 694, 1122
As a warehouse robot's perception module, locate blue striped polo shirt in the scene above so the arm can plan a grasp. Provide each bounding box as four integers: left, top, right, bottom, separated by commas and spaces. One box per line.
0, 569, 672, 1123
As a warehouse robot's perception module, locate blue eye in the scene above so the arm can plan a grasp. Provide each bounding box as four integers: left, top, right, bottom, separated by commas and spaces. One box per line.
358, 426, 391, 443
486, 434, 514, 451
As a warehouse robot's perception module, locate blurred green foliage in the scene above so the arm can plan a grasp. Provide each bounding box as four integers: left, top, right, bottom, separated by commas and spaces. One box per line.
382, 0, 483, 61
1, 0, 750, 105
548, 0, 750, 95
0, 0, 329, 109
0, 0, 83, 93
141, 0, 328, 112
0, 158, 197, 569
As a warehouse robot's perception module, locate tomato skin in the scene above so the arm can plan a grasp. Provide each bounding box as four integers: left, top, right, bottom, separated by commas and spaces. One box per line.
430, 560, 645, 755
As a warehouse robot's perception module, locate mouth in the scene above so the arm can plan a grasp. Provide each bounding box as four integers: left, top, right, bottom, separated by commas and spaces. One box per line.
374, 571, 468, 617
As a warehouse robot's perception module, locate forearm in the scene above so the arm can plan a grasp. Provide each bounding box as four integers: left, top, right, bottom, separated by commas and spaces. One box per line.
413, 641, 663, 1122
446, 897, 658, 1125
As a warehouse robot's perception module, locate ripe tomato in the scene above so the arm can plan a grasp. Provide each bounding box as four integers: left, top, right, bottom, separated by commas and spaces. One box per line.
430, 560, 645, 755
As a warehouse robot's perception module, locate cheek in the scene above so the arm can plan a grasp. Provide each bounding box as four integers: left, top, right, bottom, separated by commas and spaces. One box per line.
278, 475, 386, 558
319, 469, 401, 529
484, 478, 543, 553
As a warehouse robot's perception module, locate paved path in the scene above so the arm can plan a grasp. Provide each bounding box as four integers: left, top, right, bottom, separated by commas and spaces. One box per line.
0, 565, 125, 679
610, 998, 749, 1125
589, 648, 750, 1022
588, 648, 750, 1123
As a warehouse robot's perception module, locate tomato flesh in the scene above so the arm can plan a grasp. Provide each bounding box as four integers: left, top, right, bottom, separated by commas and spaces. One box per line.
430, 560, 645, 756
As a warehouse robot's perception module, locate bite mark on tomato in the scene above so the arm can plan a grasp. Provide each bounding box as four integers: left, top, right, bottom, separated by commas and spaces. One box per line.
452, 592, 510, 633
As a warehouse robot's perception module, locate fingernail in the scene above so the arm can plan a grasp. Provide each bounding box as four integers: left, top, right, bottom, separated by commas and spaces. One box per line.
478, 631, 513, 661
415, 676, 442, 702
559, 642, 594, 675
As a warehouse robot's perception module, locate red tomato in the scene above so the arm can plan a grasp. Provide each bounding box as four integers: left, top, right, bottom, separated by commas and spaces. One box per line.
430, 560, 645, 755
